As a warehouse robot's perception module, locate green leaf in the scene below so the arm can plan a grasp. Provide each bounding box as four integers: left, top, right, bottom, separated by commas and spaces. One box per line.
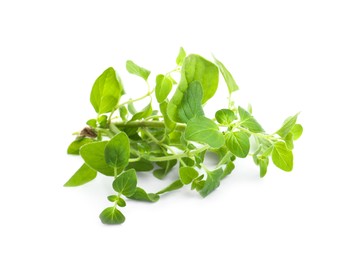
112, 169, 137, 196
238, 106, 264, 133
64, 163, 97, 187
97, 115, 108, 128
99, 207, 125, 225
153, 159, 177, 179
107, 196, 126, 207
126, 158, 154, 172
128, 102, 137, 115
160, 101, 176, 133
215, 109, 236, 125
67, 138, 94, 155
223, 161, 235, 178
168, 54, 219, 122
119, 106, 128, 121
104, 132, 130, 169
131, 103, 152, 121
225, 131, 250, 158
191, 175, 205, 191
291, 124, 303, 140
284, 133, 294, 150
276, 113, 299, 138
179, 166, 199, 185
213, 56, 239, 93
90, 67, 124, 114
86, 119, 97, 128
80, 141, 117, 176
156, 180, 183, 195
176, 47, 186, 66
199, 168, 224, 197
177, 81, 205, 123
155, 74, 173, 103
126, 60, 150, 81
127, 187, 160, 202
272, 141, 293, 172
259, 157, 269, 178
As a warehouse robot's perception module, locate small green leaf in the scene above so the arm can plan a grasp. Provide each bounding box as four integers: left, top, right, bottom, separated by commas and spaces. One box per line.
131, 103, 152, 121
199, 168, 224, 197
176, 47, 186, 66
191, 175, 205, 191
112, 169, 137, 196
107, 195, 126, 207
276, 113, 299, 138
215, 109, 236, 125
127, 187, 160, 202
238, 106, 264, 133
284, 133, 294, 150
126, 60, 150, 81
177, 81, 205, 123
119, 106, 128, 121
153, 159, 177, 179
225, 131, 250, 158
185, 116, 225, 149
104, 132, 130, 169
126, 158, 154, 172
223, 161, 235, 178
160, 101, 176, 133
272, 141, 293, 172
107, 195, 118, 202
99, 207, 125, 225
155, 74, 173, 103
291, 124, 303, 140
156, 180, 183, 195
97, 115, 108, 128
213, 56, 239, 93
179, 166, 199, 185
67, 138, 94, 155
64, 163, 97, 187
80, 141, 117, 176
90, 67, 124, 114
259, 157, 269, 178
128, 102, 137, 115
86, 119, 97, 128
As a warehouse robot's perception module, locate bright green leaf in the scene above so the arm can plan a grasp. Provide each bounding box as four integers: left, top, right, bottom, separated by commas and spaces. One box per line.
238, 106, 264, 133
155, 74, 173, 103
156, 180, 183, 195
272, 141, 293, 172
127, 187, 160, 202
284, 133, 294, 150
191, 175, 205, 191
176, 47, 186, 66
185, 116, 225, 149
80, 141, 118, 176
259, 157, 269, 178
160, 101, 176, 133
291, 124, 303, 140
119, 106, 128, 121
64, 163, 97, 187
131, 103, 152, 121
215, 109, 236, 125
112, 169, 137, 196
67, 138, 94, 155
225, 131, 250, 158
126, 60, 150, 81
177, 81, 205, 123
199, 168, 224, 197
213, 56, 239, 93
276, 113, 299, 138
86, 119, 97, 128
104, 132, 130, 169
179, 166, 199, 185
90, 67, 124, 114
99, 207, 125, 225
223, 161, 235, 178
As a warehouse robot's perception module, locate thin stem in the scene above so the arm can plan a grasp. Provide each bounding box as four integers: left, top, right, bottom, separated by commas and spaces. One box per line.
145, 145, 210, 162
115, 120, 186, 132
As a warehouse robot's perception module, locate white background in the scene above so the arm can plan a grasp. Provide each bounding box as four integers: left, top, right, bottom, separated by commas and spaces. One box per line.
1, 0, 362, 259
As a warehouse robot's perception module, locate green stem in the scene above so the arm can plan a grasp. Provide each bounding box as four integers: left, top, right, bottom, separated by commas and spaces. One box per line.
115, 120, 186, 131
145, 145, 210, 162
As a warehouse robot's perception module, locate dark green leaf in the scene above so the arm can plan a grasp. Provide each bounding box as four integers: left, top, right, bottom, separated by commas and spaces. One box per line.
179, 166, 199, 185
64, 163, 97, 187
156, 180, 183, 195
199, 168, 224, 197
215, 109, 236, 125
153, 159, 177, 179
177, 81, 205, 123
107, 195, 118, 202
112, 169, 137, 196
104, 132, 130, 169
126, 158, 154, 172
225, 131, 250, 158
180, 157, 195, 167
80, 141, 118, 176
127, 187, 160, 202
176, 47, 186, 66
272, 141, 293, 172
155, 74, 173, 103
185, 116, 225, 149
238, 106, 264, 133
126, 60, 150, 81
291, 124, 303, 140
213, 56, 239, 93
107, 195, 126, 207
99, 207, 125, 225
276, 113, 299, 138
90, 67, 124, 114
67, 138, 94, 155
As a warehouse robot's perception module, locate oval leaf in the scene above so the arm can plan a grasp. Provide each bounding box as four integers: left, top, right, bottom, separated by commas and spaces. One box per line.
126, 60, 150, 81
276, 113, 299, 138
176, 47, 186, 66
104, 132, 130, 169
127, 187, 160, 202
238, 106, 264, 133
177, 81, 204, 123
155, 74, 173, 103
199, 168, 224, 197
215, 109, 236, 125
179, 166, 199, 185
64, 163, 97, 187
291, 124, 303, 140
272, 141, 293, 172
225, 131, 250, 158
99, 207, 125, 225
67, 138, 94, 155
112, 169, 137, 197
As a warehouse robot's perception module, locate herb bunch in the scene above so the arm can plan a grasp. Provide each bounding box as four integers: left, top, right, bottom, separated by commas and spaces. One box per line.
65, 48, 303, 225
